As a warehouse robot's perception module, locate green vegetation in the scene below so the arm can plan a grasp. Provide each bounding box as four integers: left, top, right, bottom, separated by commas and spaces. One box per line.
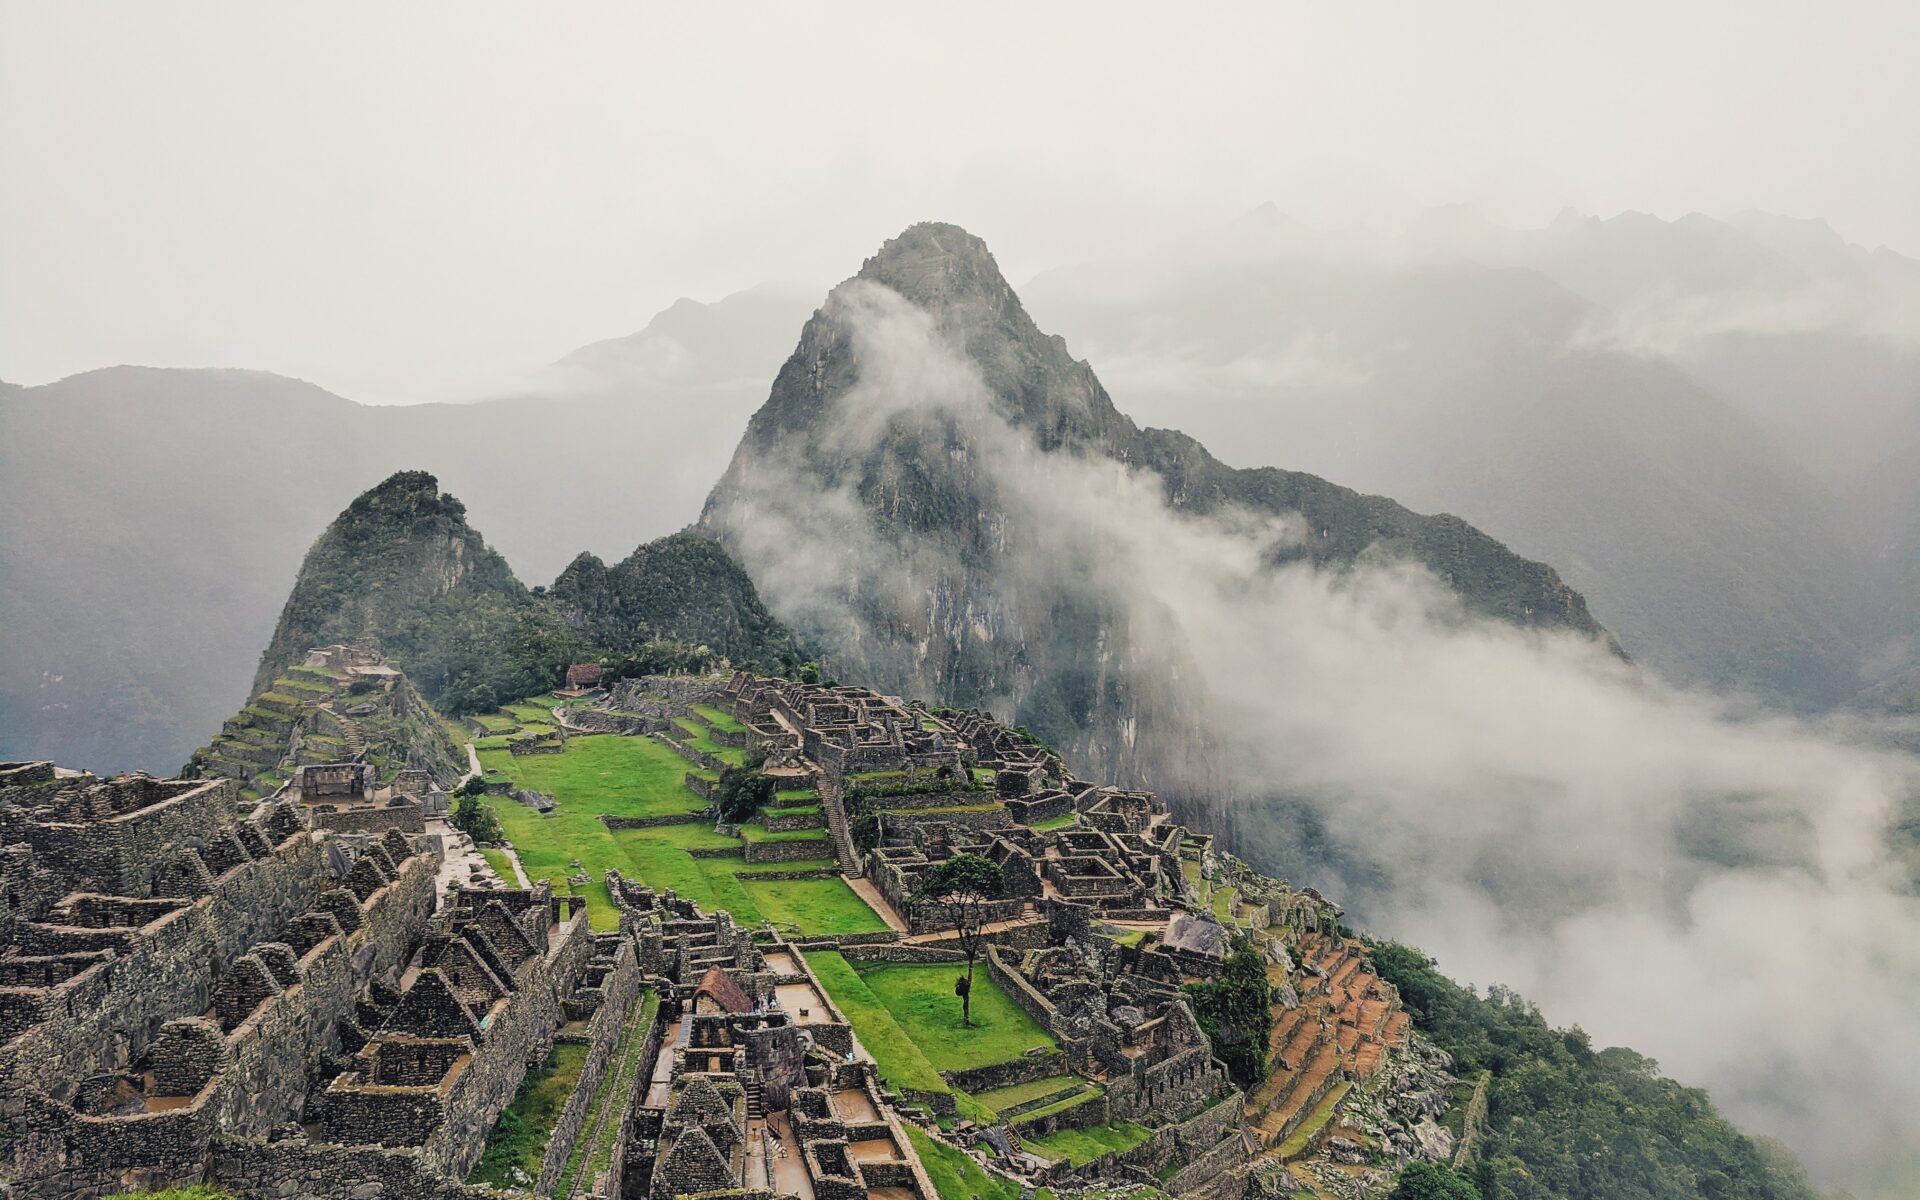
972, 1073, 1088, 1114
467, 1042, 589, 1187
1023, 1119, 1154, 1167
452, 793, 505, 843
1275, 1080, 1350, 1158
1183, 948, 1271, 1088
804, 951, 949, 1094
1370, 942, 1818, 1200
736, 822, 829, 844
478, 729, 878, 936
673, 718, 745, 765
903, 1122, 1039, 1200
555, 990, 658, 1197
851, 959, 1055, 1073
736, 877, 887, 936
548, 530, 809, 673
1388, 1162, 1482, 1200
910, 852, 1004, 1026
690, 702, 746, 733
1030, 811, 1078, 832
712, 762, 776, 823
477, 735, 705, 819
480, 847, 517, 883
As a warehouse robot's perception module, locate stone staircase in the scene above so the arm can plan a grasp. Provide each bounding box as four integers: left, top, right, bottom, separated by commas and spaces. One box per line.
744, 1071, 764, 1118
322, 703, 367, 758
817, 774, 863, 876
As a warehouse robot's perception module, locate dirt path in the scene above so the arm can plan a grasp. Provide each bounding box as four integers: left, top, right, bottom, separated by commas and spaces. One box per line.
460, 741, 482, 784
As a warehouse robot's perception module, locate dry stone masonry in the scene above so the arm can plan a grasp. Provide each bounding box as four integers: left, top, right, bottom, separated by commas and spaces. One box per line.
3, 668, 1453, 1199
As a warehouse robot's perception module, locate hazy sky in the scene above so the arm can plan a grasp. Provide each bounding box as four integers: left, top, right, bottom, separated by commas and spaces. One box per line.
3, 0, 1916, 403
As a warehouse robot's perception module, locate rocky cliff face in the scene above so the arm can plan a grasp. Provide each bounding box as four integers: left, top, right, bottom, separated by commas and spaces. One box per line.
702, 222, 1611, 829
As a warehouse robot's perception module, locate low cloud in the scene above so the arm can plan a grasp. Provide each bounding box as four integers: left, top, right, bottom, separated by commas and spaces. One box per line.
721, 280, 1920, 1196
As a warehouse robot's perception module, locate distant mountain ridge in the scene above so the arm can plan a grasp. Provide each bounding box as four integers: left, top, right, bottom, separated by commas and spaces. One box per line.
5, 207, 1914, 775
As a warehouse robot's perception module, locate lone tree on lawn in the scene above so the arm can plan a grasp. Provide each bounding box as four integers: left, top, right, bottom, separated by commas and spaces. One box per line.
911, 853, 1003, 1027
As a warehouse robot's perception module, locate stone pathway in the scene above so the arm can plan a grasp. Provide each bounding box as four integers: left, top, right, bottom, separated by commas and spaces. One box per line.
500, 845, 532, 888
846, 877, 910, 933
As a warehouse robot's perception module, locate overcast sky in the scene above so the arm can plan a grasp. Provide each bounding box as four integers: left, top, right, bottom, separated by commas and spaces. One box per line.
3, 0, 1916, 404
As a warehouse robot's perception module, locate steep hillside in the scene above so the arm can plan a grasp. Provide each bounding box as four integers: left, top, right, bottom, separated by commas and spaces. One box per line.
701, 222, 1608, 822
549, 530, 799, 664
231, 471, 798, 729
185, 656, 463, 801
252, 470, 526, 693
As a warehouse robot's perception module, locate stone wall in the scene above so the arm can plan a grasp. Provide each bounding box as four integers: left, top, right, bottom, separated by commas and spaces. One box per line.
312, 804, 426, 835
600, 812, 708, 831
210, 1136, 498, 1200
945, 1050, 1072, 1094
22, 777, 239, 897
537, 945, 643, 1194
838, 944, 966, 965
742, 836, 834, 864
985, 945, 1057, 1032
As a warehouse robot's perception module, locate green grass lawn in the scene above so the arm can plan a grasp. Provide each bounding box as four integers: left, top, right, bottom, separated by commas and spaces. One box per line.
477, 736, 707, 819
737, 822, 830, 844
774, 787, 818, 803
740, 878, 888, 936
505, 702, 558, 725
1212, 885, 1237, 923
673, 719, 746, 766
731, 858, 838, 875
689, 703, 746, 733
852, 960, 1057, 1074
467, 1041, 589, 1186
477, 733, 877, 936
804, 952, 949, 1094
480, 848, 518, 883
972, 1073, 1088, 1115
474, 713, 519, 731
1022, 1119, 1154, 1167
1029, 812, 1078, 832
759, 804, 822, 821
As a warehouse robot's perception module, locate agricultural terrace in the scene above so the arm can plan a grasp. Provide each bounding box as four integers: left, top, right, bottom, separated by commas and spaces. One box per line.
473, 720, 884, 938
807, 951, 1123, 1133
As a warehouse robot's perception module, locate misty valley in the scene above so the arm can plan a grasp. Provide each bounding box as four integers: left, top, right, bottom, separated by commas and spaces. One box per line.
5, 215, 1916, 1200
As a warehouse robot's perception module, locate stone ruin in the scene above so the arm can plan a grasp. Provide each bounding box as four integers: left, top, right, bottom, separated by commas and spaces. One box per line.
605, 874, 940, 1200
0, 763, 615, 1200
1, 666, 1443, 1199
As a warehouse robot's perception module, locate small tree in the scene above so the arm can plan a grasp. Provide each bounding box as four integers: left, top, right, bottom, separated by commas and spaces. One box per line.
452, 793, 504, 843
713, 767, 775, 824
911, 853, 1003, 1027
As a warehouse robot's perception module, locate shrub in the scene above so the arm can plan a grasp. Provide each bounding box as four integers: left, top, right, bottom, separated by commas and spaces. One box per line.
452, 793, 505, 843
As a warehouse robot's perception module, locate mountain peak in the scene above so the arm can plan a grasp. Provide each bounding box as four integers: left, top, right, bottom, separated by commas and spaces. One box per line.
250, 470, 520, 694
856, 221, 1014, 311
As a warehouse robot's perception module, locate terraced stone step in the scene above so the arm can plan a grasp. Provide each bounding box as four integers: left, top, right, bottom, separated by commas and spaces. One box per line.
986, 1079, 1093, 1120
1254, 1042, 1343, 1147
